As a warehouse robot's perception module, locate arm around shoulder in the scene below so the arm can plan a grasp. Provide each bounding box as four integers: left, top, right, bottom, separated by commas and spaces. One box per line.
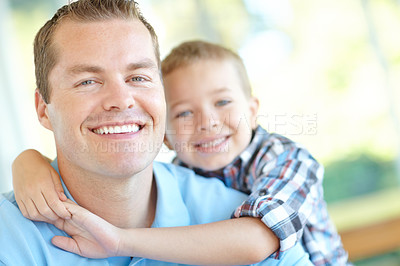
12, 149, 70, 222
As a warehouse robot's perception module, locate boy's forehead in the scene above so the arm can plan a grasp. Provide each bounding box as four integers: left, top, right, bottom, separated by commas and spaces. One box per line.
163, 64, 252, 111
163, 58, 247, 94
163, 58, 234, 82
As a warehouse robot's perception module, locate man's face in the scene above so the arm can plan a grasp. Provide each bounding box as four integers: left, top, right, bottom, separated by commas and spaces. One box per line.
164, 59, 258, 171
37, 18, 166, 178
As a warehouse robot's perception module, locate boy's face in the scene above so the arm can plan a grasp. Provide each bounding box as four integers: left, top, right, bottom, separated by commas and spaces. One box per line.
164, 59, 258, 171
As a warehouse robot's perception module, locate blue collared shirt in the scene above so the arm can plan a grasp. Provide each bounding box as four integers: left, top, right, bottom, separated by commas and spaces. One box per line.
0, 161, 311, 265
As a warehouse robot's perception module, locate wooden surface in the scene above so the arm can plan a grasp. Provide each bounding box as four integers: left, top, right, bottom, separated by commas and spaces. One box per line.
328, 188, 400, 261
339, 216, 400, 261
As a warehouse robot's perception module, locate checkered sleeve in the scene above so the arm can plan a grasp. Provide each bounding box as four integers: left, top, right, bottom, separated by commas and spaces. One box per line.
232, 147, 323, 255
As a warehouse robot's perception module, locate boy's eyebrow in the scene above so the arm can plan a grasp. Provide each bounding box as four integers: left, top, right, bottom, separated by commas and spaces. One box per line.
169, 87, 232, 110
212, 87, 231, 94
169, 99, 190, 110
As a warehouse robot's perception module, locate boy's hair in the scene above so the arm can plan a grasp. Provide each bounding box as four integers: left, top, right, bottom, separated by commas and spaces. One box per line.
34, 0, 160, 103
161, 40, 252, 98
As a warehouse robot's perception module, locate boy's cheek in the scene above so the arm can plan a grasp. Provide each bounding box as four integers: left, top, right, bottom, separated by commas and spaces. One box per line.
175, 121, 196, 136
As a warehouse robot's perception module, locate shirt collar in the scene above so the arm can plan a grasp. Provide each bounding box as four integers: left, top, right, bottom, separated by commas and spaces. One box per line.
50, 160, 191, 228
151, 162, 191, 228
238, 125, 268, 163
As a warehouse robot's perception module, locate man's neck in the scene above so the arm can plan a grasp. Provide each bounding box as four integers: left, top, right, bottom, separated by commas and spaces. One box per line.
57, 158, 157, 229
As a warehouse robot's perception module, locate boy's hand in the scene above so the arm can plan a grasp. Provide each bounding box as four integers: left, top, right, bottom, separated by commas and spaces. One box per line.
51, 200, 122, 258
12, 149, 71, 223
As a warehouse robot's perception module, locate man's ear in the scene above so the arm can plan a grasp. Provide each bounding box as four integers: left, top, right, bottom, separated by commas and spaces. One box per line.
249, 96, 259, 129
163, 135, 173, 150
35, 89, 53, 131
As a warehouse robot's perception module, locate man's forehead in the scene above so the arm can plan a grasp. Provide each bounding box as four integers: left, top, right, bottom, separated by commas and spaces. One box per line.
53, 17, 149, 41
51, 18, 156, 66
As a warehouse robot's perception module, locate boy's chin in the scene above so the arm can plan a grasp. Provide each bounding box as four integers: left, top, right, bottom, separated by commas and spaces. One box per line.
193, 159, 232, 172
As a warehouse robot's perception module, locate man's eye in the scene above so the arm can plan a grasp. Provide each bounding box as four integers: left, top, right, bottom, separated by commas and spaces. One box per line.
81, 80, 95, 86
216, 100, 231, 106
176, 111, 193, 118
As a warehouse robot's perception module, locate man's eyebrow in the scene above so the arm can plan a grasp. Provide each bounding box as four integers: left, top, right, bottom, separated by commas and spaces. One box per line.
127, 59, 158, 71
67, 65, 103, 75
67, 59, 158, 75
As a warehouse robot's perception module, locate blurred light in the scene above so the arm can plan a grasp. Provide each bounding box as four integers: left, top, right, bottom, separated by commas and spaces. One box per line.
239, 30, 292, 81
243, 0, 293, 27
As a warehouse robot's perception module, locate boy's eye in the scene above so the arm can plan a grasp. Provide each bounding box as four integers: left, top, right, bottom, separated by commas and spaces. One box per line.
131, 76, 146, 82
216, 99, 231, 106
81, 80, 95, 86
176, 111, 193, 118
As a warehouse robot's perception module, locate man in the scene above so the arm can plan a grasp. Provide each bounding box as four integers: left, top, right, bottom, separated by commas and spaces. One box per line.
0, 0, 312, 265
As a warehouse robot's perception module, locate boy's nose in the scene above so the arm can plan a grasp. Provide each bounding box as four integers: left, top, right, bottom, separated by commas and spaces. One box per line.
102, 82, 135, 111
197, 112, 220, 131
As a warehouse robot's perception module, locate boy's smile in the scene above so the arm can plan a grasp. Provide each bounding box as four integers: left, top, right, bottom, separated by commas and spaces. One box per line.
193, 135, 230, 153
164, 59, 258, 171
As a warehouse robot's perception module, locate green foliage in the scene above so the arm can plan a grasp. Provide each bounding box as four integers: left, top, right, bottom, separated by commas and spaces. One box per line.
354, 249, 400, 265
10, 0, 50, 10
323, 154, 397, 203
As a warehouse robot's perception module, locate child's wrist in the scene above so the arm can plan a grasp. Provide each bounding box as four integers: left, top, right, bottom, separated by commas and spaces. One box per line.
116, 227, 135, 257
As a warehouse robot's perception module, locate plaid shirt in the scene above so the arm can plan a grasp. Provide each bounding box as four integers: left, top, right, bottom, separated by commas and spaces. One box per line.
174, 125, 349, 265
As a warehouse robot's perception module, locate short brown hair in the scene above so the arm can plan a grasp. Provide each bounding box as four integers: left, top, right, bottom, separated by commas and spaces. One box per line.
34, 0, 160, 103
161, 40, 252, 97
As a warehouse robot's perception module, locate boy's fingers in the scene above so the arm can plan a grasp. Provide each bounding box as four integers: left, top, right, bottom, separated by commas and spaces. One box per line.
24, 198, 53, 223
35, 170, 70, 219
40, 188, 70, 220
63, 201, 101, 229
63, 200, 116, 237
48, 197, 71, 220
63, 201, 87, 224
36, 192, 61, 221
50, 170, 66, 201
58, 191, 67, 201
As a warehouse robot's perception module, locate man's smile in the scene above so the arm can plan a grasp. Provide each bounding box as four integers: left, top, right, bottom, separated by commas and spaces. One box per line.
92, 123, 143, 135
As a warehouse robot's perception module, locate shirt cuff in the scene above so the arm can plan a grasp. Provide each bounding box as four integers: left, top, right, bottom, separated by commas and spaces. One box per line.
233, 203, 300, 259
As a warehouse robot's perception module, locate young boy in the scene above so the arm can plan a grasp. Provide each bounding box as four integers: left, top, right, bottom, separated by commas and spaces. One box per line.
12, 40, 348, 265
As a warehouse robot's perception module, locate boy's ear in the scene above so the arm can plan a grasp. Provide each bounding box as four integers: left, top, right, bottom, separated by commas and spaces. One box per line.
249, 96, 259, 129
163, 135, 173, 150
35, 89, 53, 131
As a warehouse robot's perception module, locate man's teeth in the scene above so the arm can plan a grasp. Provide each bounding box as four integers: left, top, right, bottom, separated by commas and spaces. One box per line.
93, 124, 140, 135
198, 137, 226, 148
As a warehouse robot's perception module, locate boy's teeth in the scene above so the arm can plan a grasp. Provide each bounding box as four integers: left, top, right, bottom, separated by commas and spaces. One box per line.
93, 124, 140, 135
199, 137, 226, 148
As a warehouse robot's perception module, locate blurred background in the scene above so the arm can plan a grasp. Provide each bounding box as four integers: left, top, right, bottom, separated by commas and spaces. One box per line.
1, 0, 399, 264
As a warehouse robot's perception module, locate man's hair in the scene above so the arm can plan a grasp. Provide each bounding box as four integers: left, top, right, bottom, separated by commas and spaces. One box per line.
161, 40, 252, 97
34, 0, 160, 103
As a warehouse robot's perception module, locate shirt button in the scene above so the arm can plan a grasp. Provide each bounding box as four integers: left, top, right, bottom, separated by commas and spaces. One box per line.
259, 189, 267, 196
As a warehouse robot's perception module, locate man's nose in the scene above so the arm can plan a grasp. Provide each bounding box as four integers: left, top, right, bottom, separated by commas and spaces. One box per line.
102, 81, 135, 111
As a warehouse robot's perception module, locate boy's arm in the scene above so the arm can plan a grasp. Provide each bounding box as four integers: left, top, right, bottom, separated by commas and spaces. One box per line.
233, 146, 323, 252
53, 201, 279, 265
122, 217, 279, 265
12, 149, 70, 222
